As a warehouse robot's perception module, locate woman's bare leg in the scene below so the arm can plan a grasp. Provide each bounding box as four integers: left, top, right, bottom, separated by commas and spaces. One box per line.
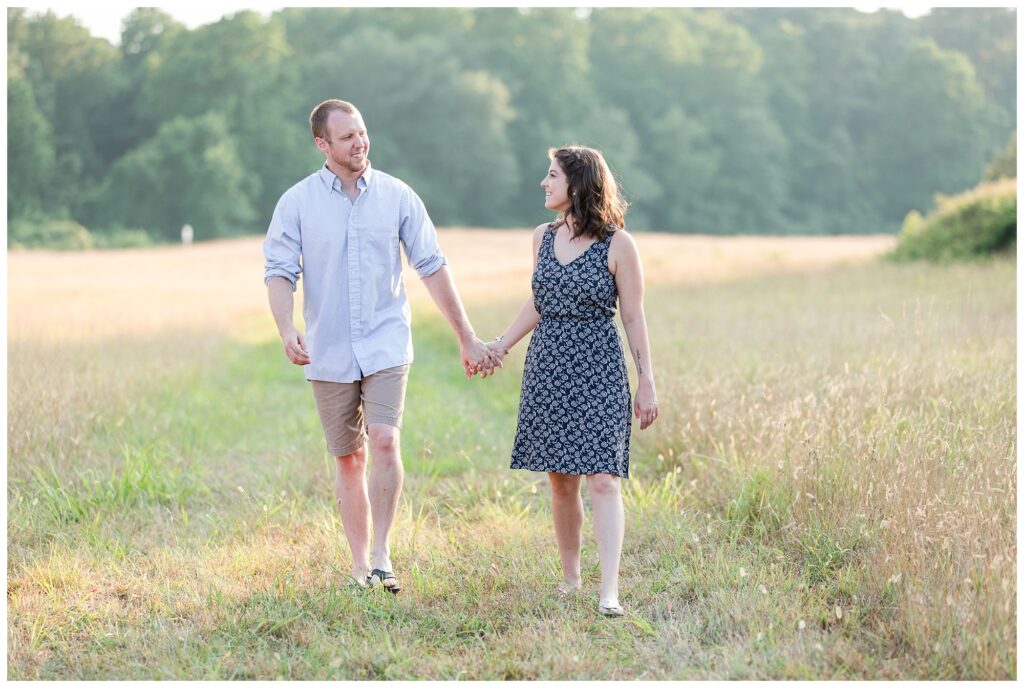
548, 472, 585, 589
587, 473, 624, 607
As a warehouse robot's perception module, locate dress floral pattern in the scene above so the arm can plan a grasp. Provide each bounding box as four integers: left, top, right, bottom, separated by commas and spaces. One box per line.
510, 223, 631, 478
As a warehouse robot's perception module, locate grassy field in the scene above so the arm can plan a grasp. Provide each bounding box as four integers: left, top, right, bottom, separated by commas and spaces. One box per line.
7, 231, 1015, 679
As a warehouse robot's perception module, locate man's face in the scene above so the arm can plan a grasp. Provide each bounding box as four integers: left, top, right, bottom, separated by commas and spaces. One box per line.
317, 109, 370, 174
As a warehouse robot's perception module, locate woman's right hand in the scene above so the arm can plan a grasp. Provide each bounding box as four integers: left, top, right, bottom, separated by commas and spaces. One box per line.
486, 339, 509, 366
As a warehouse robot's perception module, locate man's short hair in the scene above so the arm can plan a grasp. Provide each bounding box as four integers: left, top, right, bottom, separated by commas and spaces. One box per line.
310, 99, 359, 140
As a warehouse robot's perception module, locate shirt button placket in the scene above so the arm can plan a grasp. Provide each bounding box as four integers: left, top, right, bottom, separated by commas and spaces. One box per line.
348, 191, 364, 374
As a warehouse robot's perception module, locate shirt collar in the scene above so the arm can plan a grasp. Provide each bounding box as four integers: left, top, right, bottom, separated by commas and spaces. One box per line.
318, 162, 373, 194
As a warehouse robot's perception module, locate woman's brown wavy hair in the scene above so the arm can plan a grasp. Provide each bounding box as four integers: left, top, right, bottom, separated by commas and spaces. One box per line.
549, 145, 628, 242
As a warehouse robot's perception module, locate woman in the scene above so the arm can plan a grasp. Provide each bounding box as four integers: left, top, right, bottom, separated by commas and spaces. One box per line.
487, 146, 659, 617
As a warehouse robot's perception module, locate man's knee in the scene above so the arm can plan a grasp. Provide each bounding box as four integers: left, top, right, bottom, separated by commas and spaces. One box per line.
367, 424, 400, 456
336, 445, 367, 473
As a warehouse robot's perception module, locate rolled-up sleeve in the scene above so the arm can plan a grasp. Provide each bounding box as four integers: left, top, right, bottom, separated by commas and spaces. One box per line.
263, 191, 302, 290
399, 186, 447, 278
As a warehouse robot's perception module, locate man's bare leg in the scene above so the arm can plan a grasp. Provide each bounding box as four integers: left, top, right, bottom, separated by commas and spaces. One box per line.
335, 445, 371, 581
367, 423, 403, 576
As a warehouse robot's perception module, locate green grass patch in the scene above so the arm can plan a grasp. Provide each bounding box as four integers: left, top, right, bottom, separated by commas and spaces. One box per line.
27, 444, 206, 526
725, 469, 792, 542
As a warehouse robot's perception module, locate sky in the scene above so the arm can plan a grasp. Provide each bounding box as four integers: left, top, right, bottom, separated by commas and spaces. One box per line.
20, 3, 936, 45
20, 2, 284, 44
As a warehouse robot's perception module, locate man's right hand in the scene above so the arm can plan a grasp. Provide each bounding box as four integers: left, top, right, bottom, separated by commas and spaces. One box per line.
280, 327, 311, 366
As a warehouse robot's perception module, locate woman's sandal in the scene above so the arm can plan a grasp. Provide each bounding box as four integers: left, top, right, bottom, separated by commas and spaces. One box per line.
367, 569, 401, 595
556, 580, 581, 597
598, 601, 625, 617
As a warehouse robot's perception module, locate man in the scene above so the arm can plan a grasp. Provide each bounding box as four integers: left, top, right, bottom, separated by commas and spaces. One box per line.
263, 99, 498, 593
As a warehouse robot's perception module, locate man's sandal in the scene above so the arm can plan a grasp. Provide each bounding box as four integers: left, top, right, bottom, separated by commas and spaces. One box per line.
367, 569, 401, 594
346, 575, 369, 590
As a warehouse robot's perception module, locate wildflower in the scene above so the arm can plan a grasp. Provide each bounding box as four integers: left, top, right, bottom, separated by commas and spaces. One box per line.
739, 567, 748, 578
798, 619, 806, 630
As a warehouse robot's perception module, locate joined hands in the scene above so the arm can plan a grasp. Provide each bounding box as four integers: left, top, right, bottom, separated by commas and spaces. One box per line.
461, 337, 505, 380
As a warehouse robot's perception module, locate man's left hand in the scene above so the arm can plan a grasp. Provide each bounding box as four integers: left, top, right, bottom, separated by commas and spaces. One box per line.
461, 337, 501, 380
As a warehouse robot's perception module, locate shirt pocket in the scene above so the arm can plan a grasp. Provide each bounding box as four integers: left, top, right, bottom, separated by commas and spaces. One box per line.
364, 223, 399, 266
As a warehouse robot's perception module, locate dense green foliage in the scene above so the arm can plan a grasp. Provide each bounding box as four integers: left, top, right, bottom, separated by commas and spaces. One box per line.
7, 7, 1016, 241
86, 113, 257, 241
8, 218, 94, 250
891, 177, 1016, 261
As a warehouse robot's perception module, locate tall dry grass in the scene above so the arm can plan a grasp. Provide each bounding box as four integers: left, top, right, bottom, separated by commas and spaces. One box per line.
633, 263, 1016, 676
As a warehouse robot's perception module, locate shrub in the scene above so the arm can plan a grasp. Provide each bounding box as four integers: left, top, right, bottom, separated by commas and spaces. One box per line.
8, 218, 94, 250
984, 130, 1016, 182
890, 177, 1016, 261
91, 228, 156, 249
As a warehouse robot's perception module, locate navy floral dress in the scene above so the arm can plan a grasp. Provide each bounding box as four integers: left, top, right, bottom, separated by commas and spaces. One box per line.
510, 223, 631, 478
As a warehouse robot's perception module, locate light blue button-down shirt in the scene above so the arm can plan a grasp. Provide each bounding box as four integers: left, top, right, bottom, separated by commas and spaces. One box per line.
263, 163, 447, 382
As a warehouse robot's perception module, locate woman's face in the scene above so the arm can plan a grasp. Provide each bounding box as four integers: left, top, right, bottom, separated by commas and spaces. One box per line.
540, 158, 571, 212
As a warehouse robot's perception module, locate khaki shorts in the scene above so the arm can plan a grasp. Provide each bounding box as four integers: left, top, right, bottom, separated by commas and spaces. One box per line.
310, 364, 410, 457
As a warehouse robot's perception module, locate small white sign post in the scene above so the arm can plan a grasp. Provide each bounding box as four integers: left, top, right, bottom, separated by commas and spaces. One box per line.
181, 224, 194, 245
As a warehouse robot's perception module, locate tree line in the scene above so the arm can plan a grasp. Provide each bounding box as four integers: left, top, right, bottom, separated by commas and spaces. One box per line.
7, 7, 1016, 241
